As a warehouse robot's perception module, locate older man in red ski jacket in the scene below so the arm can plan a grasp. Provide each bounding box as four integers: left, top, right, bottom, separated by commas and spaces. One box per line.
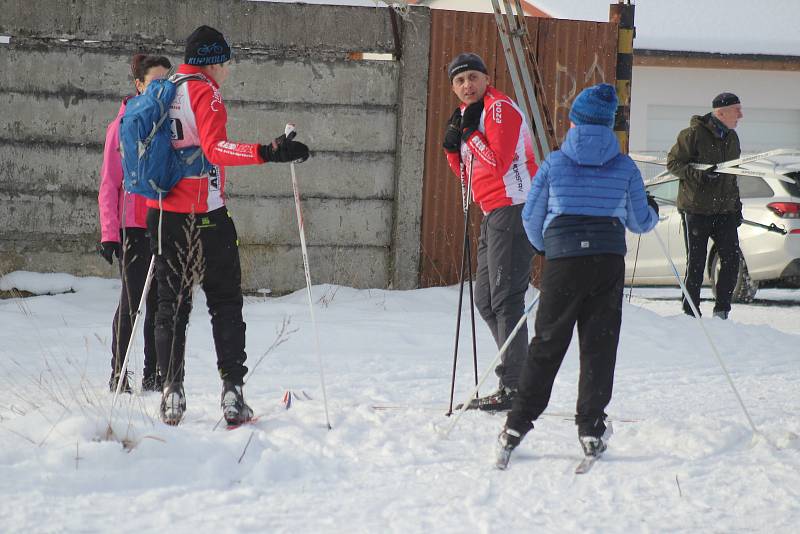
443, 52, 538, 411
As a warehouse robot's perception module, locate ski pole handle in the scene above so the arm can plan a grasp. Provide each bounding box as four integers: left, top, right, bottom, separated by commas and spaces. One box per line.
285, 123, 297, 141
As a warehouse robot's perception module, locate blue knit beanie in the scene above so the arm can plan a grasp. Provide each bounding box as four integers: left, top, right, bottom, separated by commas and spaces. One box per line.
569, 83, 618, 128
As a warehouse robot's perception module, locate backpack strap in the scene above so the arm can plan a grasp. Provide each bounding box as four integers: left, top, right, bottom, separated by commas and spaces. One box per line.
167, 73, 212, 170
169, 73, 208, 86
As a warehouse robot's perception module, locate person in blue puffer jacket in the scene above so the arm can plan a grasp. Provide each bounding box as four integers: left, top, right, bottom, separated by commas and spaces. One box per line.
495, 83, 659, 467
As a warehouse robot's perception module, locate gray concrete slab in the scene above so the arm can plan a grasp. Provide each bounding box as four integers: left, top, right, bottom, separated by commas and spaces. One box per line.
229, 196, 392, 247
0, 193, 392, 247
240, 244, 389, 292
0, 93, 396, 152
0, 47, 399, 106
0, 0, 395, 54
0, 143, 394, 200
0, 243, 389, 292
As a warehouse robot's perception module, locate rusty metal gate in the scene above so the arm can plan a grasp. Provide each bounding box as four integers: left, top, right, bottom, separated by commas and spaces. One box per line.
420, 10, 619, 287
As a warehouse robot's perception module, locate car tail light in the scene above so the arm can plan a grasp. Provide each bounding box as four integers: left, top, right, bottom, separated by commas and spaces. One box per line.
767, 202, 800, 218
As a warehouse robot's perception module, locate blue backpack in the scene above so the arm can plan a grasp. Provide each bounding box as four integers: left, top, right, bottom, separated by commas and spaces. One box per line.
120, 74, 211, 200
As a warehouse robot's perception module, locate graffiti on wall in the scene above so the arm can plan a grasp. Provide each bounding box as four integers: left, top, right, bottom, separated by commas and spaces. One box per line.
553, 53, 607, 144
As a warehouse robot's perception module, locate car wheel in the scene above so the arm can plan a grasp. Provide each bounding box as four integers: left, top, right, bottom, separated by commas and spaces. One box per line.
710, 251, 758, 303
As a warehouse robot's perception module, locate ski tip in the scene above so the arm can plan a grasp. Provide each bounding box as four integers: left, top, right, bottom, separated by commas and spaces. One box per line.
574, 455, 599, 474
226, 416, 259, 431
494, 446, 513, 470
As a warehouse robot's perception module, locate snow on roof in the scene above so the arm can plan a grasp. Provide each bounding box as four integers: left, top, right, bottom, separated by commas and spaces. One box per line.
530, 0, 800, 56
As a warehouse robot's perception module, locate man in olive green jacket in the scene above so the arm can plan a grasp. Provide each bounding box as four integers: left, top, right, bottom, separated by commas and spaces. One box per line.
667, 92, 743, 320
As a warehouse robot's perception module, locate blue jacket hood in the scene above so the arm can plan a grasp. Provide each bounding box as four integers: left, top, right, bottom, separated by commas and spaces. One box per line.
561, 124, 620, 166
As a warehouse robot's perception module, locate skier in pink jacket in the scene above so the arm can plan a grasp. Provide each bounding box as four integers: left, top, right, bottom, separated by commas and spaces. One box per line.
98, 54, 171, 393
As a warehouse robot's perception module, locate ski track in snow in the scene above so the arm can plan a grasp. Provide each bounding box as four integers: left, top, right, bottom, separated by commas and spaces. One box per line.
1, 276, 799, 533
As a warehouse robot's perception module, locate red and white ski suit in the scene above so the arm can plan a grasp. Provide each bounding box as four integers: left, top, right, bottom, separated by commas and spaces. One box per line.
145, 64, 266, 214
445, 86, 538, 214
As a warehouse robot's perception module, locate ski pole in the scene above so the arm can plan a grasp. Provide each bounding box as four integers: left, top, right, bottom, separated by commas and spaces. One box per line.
465, 223, 479, 391
652, 229, 760, 436
109, 255, 156, 415
740, 219, 787, 235
447, 157, 479, 416
627, 234, 642, 303
286, 123, 332, 430
462, 156, 479, 392
653, 195, 786, 235
440, 292, 540, 439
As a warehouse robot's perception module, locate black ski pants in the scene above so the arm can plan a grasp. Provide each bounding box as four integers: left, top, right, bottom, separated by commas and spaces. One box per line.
681, 212, 739, 315
111, 227, 158, 379
474, 204, 534, 391
506, 254, 624, 439
147, 207, 248, 387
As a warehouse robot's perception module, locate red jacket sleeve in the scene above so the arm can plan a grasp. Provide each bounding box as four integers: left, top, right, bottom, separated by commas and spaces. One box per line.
189, 82, 265, 166
464, 99, 523, 179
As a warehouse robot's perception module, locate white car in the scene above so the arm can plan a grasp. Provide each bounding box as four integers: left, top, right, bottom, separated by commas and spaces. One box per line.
625, 155, 800, 302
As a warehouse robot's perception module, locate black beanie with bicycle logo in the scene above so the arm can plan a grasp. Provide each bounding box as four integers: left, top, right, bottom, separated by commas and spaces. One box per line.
185, 25, 232, 66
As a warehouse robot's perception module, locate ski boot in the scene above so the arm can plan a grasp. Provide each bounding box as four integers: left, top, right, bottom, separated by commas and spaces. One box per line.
142, 373, 163, 393
579, 421, 613, 458
456, 387, 516, 412
495, 426, 525, 470
160, 382, 186, 426
109, 371, 132, 394
579, 435, 608, 457
221, 381, 254, 427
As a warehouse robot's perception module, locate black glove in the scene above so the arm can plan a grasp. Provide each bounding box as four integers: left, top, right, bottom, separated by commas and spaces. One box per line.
702, 164, 720, 183
98, 241, 120, 265
460, 99, 484, 140
646, 193, 659, 216
259, 135, 309, 163
442, 108, 462, 153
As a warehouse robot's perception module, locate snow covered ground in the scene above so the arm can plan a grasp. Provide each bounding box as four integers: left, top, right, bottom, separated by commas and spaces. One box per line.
1, 273, 798, 533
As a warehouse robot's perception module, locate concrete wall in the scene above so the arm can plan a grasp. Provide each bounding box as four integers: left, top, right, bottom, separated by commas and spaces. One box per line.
0, 0, 430, 292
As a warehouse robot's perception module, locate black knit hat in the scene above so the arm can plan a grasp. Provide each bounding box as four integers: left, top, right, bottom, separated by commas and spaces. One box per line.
447, 52, 488, 81
712, 92, 740, 109
184, 25, 231, 66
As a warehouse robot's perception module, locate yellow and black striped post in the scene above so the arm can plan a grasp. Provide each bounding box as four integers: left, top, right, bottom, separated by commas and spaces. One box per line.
610, 2, 635, 154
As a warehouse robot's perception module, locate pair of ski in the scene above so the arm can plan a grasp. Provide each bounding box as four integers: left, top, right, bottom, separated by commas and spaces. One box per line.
495, 424, 614, 474
494, 443, 605, 474
633, 148, 800, 187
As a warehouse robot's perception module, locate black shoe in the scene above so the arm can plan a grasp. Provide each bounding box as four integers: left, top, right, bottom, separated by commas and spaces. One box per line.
683, 305, 701, 318
579, 435, 608, 457
495, 426, 525, 470
457, 387, 516, 412
160, 382, 186, 426
713, 310, 729, 320
109, 371, 132, 394
142, 373, 163, 392
221, 381, 254, 426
